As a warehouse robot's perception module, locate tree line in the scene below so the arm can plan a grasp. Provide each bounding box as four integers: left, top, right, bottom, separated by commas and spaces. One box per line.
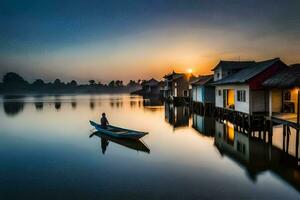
0, 72, 142, 94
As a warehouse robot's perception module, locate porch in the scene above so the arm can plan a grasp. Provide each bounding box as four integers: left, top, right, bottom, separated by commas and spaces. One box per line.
271, 113, 299, 129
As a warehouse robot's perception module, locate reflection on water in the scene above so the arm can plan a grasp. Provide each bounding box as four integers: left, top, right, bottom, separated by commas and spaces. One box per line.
0, 95, 300, 199
3, 96, 25, 116
165, 103, 190, 128
143, 98, 164, 112
90, 97, 95, 110
34, 96, 44, 111
34, 102, 43, 111
109, 97, 123, 108
71, 98, 77, 109
54, 96, 61, 111
192, 114, 215, 137
3, 101, 24, 116
90, 131, 150, 154
214, 120, 300, 192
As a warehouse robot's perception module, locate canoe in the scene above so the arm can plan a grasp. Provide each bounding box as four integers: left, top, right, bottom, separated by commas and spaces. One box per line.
89, 120, 148, 140
91, 131, 150, 154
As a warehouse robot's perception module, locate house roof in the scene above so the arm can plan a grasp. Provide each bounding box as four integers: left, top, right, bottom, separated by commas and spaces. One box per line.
263, 64, 300, 88
211, 60, 255, 71
213, 58, 282, 85
141, 78, 159, 87
163, 71, 184, 80
190, 75, 213, 86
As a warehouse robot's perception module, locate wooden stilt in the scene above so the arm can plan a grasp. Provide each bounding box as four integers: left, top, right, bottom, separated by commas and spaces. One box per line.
297, 90, 300, 159
269, 121, 273, 145
283, 125, 286, 152
286, 127, 290, 153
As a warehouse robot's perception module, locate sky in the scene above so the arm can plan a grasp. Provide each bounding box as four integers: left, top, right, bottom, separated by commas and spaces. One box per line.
0, 0, 300, 83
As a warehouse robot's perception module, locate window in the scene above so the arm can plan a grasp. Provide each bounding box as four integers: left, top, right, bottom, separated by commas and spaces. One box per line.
237, 90, 246, 102
218, 90, 222, 96
217, 73, 220, 79
174, 82, 177, 87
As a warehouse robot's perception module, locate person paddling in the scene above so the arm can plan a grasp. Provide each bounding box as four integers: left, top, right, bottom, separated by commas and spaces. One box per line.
100, 112, 109, 129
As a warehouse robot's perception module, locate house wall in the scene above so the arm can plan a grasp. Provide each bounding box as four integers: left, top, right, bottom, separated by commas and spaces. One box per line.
269, 88, 299, 114
192, 85, 203, 102
204, 86, 215, 103
173, 77, 189, 97
214, 68, 222, 81
214, 67, 235, 82
290, 89, 299, 114
251, 90, 268, 113
271, 89, 282, 113
215, 84, 250, 114
192, 85, 215, 103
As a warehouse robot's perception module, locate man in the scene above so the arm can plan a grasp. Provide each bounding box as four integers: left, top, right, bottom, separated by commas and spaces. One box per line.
100, 113, 109, 129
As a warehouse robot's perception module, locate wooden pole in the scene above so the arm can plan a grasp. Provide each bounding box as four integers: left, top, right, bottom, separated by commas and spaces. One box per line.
269, 90, 272, 117
283, 125, 286, 152
296, 89, 300, 159
297, 89, 300, 126
286, 126, 290, 153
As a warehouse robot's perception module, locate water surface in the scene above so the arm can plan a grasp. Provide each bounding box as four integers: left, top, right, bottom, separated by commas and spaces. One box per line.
0, 95, 299, 199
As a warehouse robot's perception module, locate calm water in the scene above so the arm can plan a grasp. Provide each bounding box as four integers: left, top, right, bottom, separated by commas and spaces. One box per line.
0, 95, 300, 200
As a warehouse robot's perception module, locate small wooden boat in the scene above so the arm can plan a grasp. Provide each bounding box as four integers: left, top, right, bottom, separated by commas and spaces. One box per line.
89, 120, 148, 140
91, 131, 150, 154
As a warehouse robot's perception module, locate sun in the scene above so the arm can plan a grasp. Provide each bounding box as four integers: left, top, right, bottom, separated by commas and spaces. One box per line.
187, 68, 193, 73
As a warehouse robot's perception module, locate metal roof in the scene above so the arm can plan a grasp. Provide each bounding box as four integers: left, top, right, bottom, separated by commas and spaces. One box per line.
141, 78, 159, 86
263, 64, 300, 88
211, 60, 254, 71
213, 58, 282, 85
190, 75, 213, 86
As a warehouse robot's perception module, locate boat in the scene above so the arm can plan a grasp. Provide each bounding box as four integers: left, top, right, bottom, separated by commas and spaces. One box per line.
89, 120, 148, 139
90, 131, 150, 154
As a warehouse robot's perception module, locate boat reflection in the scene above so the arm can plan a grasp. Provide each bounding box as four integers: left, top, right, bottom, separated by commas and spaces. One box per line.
214, 120, 300, 192
90, 131, 150, 154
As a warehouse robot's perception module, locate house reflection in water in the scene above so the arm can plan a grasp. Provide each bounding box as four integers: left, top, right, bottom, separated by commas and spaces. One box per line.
143, 98, 164, 112
143, 98, 163, 107
165, 103, 190, 128
214, 120, 300, 192
192, 114, 215, 137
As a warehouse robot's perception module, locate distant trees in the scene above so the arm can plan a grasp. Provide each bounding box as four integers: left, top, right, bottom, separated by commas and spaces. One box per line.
128, 80, 136, 85
108, 80, 115, 87
108, 80, 124, 87
32, 79, 45, 88
115, 80, 123, 87
89, 80, 95, 85
54, 78, 63, 86
97, 81, 103, 86
69, 80, 78, 87
0, 72, 142, 94
2, 72, 29, 89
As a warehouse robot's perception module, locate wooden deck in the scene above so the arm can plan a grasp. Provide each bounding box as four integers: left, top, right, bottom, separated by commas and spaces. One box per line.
272, 113, 299, 129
